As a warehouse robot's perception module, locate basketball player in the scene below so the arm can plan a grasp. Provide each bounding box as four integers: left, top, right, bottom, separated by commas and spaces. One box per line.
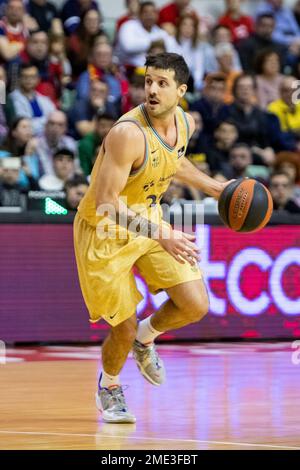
74, 53, 230, 423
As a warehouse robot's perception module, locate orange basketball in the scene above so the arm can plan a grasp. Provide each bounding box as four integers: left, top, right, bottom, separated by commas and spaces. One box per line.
218, 178, 273, 233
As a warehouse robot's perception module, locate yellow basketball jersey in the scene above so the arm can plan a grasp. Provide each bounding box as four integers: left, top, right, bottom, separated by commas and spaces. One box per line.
77, 104, 190, 231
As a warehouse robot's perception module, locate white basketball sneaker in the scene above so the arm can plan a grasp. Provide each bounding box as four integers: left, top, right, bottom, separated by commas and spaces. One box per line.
96, 377, 136, 424
132, 340, 166, 386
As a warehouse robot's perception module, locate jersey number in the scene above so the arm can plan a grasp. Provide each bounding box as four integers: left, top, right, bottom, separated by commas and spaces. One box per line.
146, 194, 163, 207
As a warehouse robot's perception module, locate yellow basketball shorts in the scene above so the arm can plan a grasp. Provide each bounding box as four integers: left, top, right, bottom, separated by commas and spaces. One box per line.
73, 212, 202, 327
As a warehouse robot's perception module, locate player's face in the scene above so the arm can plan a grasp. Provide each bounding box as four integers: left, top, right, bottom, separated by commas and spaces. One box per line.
145, 67, 187, 118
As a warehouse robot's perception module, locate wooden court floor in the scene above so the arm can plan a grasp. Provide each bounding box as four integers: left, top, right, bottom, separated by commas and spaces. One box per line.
0, 342, 300, 450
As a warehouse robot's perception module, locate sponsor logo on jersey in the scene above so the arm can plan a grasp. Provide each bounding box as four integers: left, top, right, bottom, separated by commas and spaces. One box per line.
143, 180, 155, 192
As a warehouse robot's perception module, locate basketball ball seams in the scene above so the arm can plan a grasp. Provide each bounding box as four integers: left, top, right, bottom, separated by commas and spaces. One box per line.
248, 186, 273, 233
239, 182, 269, 232
218, 179, 242, 227
228, 180, 255, 231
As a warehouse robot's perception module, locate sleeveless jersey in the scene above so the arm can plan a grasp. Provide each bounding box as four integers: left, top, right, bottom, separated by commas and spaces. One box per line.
77, 103, 190, 232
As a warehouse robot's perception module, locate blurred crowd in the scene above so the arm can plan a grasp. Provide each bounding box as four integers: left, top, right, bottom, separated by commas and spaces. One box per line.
0, 0, 300, 215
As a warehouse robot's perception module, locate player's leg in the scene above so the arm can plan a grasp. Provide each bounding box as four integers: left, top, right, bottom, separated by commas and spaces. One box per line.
133, 279, 209, 386
96, 313, 137, 424
101, 313, 137, 378
74, 213, 143, 422
133, 240, 208, 386
151, 278, 209, 332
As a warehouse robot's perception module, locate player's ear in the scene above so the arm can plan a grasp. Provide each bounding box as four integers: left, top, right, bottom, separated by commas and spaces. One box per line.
178, 84, 187, 98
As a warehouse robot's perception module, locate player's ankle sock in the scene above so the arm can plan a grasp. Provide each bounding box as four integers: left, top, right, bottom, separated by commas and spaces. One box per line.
99, 371, 121, 390
136, 316, 163, 345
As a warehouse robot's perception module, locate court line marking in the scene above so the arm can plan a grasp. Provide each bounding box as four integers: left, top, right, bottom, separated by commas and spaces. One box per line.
0, 430, 299, 450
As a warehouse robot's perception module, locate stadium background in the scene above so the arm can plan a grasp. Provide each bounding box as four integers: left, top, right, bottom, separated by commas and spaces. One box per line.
0, 0, 300, 343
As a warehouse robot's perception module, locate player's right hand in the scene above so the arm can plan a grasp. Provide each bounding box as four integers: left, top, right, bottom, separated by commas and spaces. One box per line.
158, 229, 201, 266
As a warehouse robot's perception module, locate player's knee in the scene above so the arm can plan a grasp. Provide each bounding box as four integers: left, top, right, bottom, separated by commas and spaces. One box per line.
183, 297, 209, 323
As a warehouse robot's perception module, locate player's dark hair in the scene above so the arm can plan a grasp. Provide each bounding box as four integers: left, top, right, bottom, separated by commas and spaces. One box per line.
145, 52, 189, 86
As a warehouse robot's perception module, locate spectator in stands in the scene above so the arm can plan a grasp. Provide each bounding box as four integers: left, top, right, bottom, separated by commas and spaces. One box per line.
0, 157, 24, 206
122, 72, 145, 114
214, 42, 241, 104
0, 156, 38, 207
67, 9, 105, 79
31, 111, 78, 176
173, 13, 209, 91
64, 174, 89, 210
26, 0, 63, 34
6, 63, 56, 136
186, 110, 208, 161
226, 74, 276, 156
190, 73, 228, 140
20, 29, 58, 104
76, 41, 127, 109
268, 75, 300, 141
219, 0, 254, 43
38, 148, 76, 191
236, 13, 287, 73
256, 0, 300, 49
158, 0, 194, 35
1, 116, 33, 155
274, 150, 300, 201
269, 170, 300, 212
255, 49, 284, 109
61, 0, 100, 35
227, 142, 253, 179
213, 24, 234, 45
209, 24, 242, 73
69, 78, 118, 139
78, 112, 115, 176
117, 1, 176, 68
116, 0, 141, 32
0, 116, 40, 188
48, 34, 73, 109
0, 0, 29, 62
205, 119, 239, 175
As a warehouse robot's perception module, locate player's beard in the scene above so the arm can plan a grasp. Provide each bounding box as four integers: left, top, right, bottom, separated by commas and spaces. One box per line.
147, 99, 178, 119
